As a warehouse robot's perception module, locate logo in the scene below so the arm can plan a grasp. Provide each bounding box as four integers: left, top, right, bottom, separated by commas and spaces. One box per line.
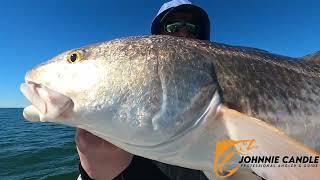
213, 139, 257, 177
213, 139, 319, 178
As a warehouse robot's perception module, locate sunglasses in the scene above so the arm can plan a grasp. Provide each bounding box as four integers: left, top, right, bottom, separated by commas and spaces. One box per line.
164, 21, 200, 37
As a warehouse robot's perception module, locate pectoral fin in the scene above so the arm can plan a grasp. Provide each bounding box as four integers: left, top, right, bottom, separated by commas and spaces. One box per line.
216, 105, 320, 180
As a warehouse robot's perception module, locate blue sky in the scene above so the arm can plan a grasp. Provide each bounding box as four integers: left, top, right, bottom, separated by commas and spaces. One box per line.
0, 0, 319, 107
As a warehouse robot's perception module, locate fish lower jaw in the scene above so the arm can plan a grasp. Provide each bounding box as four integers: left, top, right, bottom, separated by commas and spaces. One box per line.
23, 105, 41, 122
20, 82, 74, 122
23, 98, 74, 122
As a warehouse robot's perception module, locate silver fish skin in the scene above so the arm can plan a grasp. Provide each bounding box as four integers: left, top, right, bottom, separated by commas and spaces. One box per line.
20, 35, 320, 179
304, 51, 320, 64
22, 35, 217, 147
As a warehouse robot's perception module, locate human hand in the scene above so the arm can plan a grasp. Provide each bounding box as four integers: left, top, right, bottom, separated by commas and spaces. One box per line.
75, 128, 133, 180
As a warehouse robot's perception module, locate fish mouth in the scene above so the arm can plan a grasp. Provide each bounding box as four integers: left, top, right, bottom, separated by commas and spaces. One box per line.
20, 81, 74, 122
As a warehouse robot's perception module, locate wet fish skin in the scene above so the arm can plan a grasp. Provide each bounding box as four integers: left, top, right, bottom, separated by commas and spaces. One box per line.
208, 44, 320, 149
303, 51, 320, 64
22, 34, 320, 152
23, 35, 218, 147
21, 35, 320, 179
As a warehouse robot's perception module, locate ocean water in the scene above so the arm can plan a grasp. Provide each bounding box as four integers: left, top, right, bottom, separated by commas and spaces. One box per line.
0, 108, 79, 180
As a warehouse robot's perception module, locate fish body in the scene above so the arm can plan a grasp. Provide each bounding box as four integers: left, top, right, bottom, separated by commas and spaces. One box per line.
304, 51, 320, 64
20, 35, 320, 179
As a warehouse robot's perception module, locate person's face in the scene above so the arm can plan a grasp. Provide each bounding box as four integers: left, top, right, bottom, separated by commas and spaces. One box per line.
160, 12, 199, 39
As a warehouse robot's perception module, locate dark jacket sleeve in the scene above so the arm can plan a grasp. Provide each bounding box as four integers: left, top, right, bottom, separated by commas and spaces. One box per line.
152, 160, 209, 180
79, 156, 170, 180
113, 156, 170, 180
79, 156, 208, 180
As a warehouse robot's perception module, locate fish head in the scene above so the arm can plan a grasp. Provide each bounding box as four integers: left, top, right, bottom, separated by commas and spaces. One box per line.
21, 35, 219, 147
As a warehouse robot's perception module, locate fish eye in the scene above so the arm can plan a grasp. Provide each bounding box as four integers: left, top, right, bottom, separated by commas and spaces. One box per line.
67, 50, 83, 63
